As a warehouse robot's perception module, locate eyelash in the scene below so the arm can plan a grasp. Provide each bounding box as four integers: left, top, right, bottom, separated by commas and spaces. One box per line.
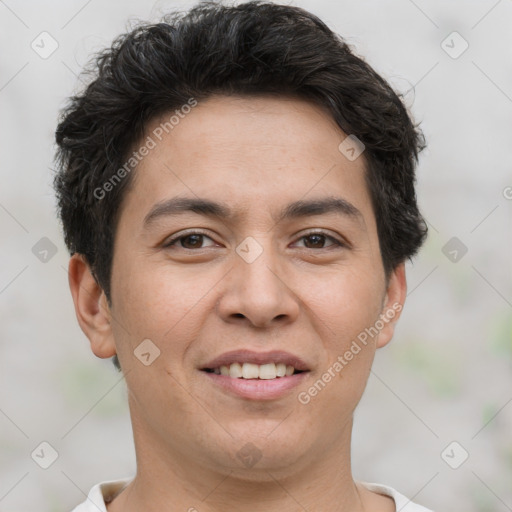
162, 229, 347, 250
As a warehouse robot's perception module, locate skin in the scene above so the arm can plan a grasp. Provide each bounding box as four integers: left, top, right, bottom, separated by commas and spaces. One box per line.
68, 94, 406, 512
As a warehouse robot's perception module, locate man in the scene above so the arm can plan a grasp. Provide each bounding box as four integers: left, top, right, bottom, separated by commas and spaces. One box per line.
54, 1, 432, 510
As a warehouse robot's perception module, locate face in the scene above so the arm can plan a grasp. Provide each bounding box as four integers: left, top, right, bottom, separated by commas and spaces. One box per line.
70, 94, 406, 478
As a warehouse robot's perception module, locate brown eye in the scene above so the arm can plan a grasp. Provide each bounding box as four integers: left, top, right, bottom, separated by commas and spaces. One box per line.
179, 234, 205, 249
163, 231, 216, 250
294, 232, 344, 250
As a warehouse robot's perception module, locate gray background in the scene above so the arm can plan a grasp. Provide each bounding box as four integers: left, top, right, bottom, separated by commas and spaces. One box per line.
1, 0, 511, 510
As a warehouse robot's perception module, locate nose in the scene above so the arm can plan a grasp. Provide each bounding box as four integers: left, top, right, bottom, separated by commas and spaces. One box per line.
215, 239, 300, 329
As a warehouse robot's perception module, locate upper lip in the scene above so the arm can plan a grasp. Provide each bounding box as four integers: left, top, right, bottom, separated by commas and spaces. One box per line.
201, 349, 310, 372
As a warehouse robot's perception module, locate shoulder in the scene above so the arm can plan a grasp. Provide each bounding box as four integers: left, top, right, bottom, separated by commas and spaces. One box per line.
69, 478, 132, 512
360, 481, 435, 512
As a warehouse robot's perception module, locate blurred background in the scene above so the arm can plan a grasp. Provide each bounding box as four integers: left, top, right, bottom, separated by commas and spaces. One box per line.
1, 0, 511, 510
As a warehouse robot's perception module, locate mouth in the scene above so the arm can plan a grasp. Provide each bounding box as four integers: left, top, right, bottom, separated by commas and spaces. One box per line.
200, 357, 310, 400
201, 362, 307, 380
199, 349, 311, 400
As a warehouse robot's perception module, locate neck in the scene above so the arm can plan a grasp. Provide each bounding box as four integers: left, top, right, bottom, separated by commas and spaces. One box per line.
108, 402, 378, 512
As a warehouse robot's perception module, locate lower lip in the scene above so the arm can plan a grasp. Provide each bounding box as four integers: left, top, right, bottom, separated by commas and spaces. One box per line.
201, 371, 309, 400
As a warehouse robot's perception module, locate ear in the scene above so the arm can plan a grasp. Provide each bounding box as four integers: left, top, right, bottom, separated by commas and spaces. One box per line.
376, 262, 407, 349
68, 253, 116, 359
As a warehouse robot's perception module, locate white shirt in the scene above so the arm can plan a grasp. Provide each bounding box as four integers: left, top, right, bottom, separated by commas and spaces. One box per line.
70, 478, 435, 511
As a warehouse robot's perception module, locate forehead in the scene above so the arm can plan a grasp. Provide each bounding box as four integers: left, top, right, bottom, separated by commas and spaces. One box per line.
122, 94, 371, 223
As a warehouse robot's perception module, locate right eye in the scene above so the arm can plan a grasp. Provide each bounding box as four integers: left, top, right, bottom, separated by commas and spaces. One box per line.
162, 230, 218, 250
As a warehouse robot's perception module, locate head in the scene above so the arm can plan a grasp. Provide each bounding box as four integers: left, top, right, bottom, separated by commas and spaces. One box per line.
54, 0, 426, 478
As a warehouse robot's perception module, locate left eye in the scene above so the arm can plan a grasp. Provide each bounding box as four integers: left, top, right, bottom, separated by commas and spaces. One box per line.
163, 231, 343, 250
293, 232, 343, 249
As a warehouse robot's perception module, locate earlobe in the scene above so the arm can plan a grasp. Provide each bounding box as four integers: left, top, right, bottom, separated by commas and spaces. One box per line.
68, 253, 117, 359
376, 263, 407, 349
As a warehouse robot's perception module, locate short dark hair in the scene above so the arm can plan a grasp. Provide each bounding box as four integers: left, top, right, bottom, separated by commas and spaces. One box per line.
54, 0, 427, 312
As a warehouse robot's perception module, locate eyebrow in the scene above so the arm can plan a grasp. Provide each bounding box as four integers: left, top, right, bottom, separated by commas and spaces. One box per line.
143, 195, 363, 228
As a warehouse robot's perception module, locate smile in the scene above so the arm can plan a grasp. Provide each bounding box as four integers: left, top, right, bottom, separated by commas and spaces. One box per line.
201, 365, 309, 401
202, 362, 305, 380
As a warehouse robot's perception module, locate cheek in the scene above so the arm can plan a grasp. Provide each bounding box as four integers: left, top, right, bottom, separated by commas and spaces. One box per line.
300, 264, 384, 344
296, 270, 382, 422
110, 260, 217, 364
296, 265, 383, 399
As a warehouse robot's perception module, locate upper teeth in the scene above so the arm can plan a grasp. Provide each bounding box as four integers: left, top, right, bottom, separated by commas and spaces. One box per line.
213, 362, 296, 379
